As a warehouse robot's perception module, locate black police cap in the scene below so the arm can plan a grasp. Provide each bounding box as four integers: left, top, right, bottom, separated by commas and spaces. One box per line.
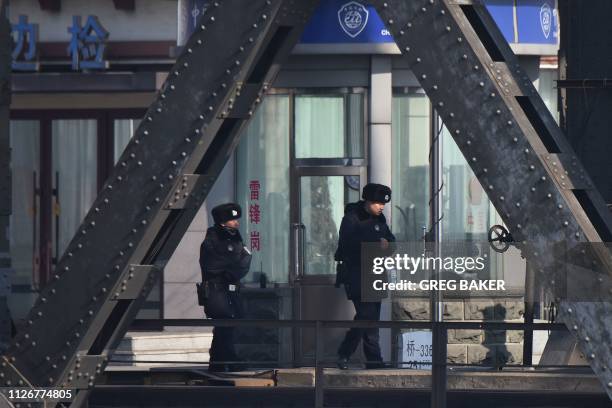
362, 183, 391, 203
211, 203, 242, 225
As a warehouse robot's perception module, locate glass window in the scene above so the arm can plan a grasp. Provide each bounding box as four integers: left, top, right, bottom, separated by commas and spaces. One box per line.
299, 175, 360, 276
392, 92, 431, 241
441, 125, 500, 241
113, 119, 141, 163
441, 125, 526, 284
295, 93, 364, 159
9, 121, 40, 286
236, 95, 290, 284
52, 120, 98, 256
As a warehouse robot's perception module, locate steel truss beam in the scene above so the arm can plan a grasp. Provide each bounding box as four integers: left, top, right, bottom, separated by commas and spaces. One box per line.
0, 0, 319, 405
368, 0, 612, 398
0, 0, 611, 406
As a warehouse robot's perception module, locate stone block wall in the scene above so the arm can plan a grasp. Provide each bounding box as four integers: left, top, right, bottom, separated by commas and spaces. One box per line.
393, 293, 525, 366
234, 287, 292, 368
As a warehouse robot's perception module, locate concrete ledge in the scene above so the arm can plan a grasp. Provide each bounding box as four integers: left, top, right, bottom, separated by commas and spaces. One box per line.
274, 368, 606, 394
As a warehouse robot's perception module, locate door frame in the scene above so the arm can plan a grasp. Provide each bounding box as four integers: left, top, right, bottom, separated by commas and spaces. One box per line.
290, 165, 367, 365
289, 165, 366, 285
9, 109, 145, 287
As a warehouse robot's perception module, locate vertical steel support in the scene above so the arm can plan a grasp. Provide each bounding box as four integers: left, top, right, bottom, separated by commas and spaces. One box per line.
0, 0, 12, 353
430, 110, 446, 408
431, 323, 448, 408
523, 262, 535, 366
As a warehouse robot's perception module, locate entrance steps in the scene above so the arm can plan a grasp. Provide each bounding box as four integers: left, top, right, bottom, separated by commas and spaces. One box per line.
110, 330, 213, 367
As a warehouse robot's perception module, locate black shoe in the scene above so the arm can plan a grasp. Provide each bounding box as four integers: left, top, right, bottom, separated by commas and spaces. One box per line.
365, 361, 392, 369
337, 356, 349, 370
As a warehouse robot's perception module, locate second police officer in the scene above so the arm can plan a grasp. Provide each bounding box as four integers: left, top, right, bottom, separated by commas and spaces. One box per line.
335, 183, 395, 369
199, 203, 252, 372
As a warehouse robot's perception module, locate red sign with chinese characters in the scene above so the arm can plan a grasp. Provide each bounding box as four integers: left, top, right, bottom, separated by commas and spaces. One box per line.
248, 180, 261, 251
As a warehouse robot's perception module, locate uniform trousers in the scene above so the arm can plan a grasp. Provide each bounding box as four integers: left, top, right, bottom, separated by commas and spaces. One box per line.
337, 300, 383, 363
204, 286, 243, 370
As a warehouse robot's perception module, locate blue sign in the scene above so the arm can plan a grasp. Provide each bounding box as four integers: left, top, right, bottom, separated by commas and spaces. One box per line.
516, 0, 559, 45
11, 15, 39, 71
67, 15, 109, 70
299, 0, 558, 54
300, 0, 394, 44
484, 0, 515, 44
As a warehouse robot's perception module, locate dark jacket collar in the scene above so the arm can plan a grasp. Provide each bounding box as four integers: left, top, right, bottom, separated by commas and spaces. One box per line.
345, 200, 387, 223
209, 224, 243, 241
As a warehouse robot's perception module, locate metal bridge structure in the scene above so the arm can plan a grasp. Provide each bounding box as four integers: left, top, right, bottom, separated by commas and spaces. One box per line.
0, 0, 610, 406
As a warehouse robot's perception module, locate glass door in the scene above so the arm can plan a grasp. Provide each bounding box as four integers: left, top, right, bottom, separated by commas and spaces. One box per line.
291, 167, 365, 363
9, 121, 40, 313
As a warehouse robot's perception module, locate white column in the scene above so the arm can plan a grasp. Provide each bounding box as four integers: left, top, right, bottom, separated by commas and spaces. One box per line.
369, 55, 393, 362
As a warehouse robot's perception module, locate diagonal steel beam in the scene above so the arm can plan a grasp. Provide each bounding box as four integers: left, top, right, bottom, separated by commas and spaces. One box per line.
1, 0, 610, 405
0, 1, 320, 405
370, 0, 612, 399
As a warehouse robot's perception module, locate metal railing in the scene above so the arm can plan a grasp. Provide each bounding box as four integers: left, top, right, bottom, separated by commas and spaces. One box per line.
126, 318, 573, 408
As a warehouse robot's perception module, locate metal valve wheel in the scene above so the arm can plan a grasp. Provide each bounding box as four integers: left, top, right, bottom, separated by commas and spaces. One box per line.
488, 224, 513, 253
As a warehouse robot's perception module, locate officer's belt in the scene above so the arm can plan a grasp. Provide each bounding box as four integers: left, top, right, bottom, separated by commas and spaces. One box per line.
207, 281, 240, 292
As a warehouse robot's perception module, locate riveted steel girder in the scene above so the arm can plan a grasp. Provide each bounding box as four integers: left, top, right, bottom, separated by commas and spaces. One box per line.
370, 0, 612, 398
0, 0, 319, 404
2, 0, 611, 404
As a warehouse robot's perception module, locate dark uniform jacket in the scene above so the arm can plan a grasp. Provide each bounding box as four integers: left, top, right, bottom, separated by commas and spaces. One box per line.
335, 201, 395, 300
199, 225, 252, 285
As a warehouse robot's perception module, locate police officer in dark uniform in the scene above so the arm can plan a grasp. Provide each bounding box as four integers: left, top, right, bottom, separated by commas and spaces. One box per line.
199, 203, 252, 372
335, 183, 395, 369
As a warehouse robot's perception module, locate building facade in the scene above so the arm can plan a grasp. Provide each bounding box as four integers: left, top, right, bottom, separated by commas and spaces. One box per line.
6, 0, 561, 365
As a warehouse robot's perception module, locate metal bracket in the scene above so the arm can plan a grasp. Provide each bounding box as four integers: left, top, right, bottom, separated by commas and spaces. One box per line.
112, 265, 158, 300
218, 82, 263, 119
485, 62, 523, 96
541, 154, 593, 190
64, 355, 106, 389
163, 174, 214, 210
0, 356, 32, 388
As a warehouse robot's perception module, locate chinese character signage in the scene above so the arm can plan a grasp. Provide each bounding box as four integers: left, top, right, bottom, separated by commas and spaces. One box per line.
67, 16, 109, 70
399, 331, 432, 370
11, 15, 39, 71
11, 14, 109, 71
248, 180, 262, 252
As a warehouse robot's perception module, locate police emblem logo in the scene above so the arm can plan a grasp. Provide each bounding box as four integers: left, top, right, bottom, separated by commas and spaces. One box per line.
232, 210, 238, 216
227, 244, 234, 252
337, 1, 369, 39
540, 2, 552, 39
374, 224, 380, 231
384, 194, 389, 201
